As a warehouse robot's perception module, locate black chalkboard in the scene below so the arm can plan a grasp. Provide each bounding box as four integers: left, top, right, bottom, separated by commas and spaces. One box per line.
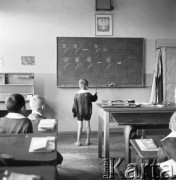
57, 37, 144, 87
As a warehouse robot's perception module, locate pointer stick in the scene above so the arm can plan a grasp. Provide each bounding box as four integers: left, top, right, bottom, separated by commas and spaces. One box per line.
95, 71, 101, 93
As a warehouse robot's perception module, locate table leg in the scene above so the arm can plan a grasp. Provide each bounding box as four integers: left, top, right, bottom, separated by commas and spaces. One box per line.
98, 113, 103, 158
104, 111, 110, 158
124, 125, 132, 166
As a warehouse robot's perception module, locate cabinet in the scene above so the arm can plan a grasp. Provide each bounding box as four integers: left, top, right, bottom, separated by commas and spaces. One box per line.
157, 39, 176, 103
0, 73, 34, 110
162, 48, 176, 103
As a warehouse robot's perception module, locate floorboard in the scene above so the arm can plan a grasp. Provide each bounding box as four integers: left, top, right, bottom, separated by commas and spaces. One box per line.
57, 132, 131, 180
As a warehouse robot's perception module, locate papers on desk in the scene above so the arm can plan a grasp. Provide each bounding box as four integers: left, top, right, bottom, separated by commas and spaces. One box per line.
29, 136, 55, 153
135, 139, 158, 151
38, 119, 56, 132
138, 102, 164, 108
102, 100, 136, 108
159, 159, 176, 177
6, 172, 41, 180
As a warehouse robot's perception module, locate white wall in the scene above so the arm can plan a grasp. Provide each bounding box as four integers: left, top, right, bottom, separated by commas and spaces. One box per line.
0, 0, 176, 132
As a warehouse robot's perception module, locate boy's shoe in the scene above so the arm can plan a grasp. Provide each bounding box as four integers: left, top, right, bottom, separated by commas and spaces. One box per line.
74, 141, 81, 146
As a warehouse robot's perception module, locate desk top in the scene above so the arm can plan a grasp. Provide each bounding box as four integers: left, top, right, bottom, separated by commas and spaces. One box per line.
0, 134, 57, 166
111, 112, 172, 126
0, 166, 56, 180
97, 103, 176, 113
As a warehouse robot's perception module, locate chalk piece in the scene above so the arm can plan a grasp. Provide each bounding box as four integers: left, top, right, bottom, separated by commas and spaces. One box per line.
107, 83, 116, 87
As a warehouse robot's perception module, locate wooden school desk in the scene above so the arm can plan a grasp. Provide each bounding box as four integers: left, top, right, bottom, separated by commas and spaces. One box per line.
0, 166, 57, 180
0, 134, 57, 166
97, 103, 176, 166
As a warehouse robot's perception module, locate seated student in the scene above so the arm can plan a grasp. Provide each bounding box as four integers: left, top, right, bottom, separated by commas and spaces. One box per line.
28, 95, 46, 122
156, 111, 176, 163
28, 95, 63, 165
141, 112, 176, 180
0, 93, 33, 134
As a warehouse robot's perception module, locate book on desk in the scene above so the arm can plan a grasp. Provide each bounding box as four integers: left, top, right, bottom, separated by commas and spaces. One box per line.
102, 100, 136, 108
38, 119, 56, 132
135, 139, 158, 151
6, 172, 41, 180
29, 136, 55, 153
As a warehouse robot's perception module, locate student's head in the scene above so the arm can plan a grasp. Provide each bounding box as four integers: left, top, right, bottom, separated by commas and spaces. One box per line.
79, 79, 88, 90
29, 95, 45, 113
5, 93, 26, 115
169, 112, 176, 131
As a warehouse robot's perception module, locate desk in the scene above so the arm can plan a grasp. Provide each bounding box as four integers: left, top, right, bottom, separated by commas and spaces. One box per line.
0, 134, 57, 166
97, 103, 176, 166
0, 166, 56, 180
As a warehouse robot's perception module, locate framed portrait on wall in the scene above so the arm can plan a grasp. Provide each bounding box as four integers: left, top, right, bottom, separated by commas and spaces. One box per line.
95, 14, 112, 36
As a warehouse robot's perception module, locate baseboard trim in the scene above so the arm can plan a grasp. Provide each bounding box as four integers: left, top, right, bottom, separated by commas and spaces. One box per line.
58, 130, 124, 136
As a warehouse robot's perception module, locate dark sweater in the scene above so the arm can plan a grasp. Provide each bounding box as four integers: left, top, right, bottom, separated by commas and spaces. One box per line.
157, 137, 176, 163
72, 91, 97, 120
0, 117, 33, 134
28, 113, 47, 132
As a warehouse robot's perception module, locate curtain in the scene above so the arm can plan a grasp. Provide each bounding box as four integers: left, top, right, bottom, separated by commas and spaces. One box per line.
149, 48, 163, 104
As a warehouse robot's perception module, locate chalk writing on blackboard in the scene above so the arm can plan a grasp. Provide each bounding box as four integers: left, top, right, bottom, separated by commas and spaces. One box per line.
57, 37, 144, 87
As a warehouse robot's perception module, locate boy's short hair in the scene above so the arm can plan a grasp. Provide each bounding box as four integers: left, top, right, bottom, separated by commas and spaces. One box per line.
5, 94, 25, 113
169, 112, 176, 131
79, 79, 88, 89
29, 95, 45, 111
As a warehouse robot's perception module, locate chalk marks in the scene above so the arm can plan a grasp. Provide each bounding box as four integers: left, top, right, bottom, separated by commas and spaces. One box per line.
75, 57, 82, 71
61, 42, 135, 72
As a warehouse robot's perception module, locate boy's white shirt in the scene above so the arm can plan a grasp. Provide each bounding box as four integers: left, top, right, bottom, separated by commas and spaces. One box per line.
32, 111, 42, 116
6, 112, 26, 119
161, 131, 176, 141
76, 89, 88, 94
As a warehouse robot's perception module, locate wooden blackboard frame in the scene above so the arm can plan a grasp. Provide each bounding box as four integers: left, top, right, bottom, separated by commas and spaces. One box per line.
57, 37, 145, 88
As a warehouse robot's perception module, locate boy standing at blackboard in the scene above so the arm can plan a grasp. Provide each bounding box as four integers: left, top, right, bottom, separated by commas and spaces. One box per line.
72, 79, 98, 146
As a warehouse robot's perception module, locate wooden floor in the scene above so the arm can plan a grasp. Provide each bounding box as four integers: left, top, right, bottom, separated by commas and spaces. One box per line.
56, 132, 132, 180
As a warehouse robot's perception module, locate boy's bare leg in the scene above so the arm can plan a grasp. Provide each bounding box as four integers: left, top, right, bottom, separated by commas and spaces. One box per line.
85, 120, 91, 145
76, 120, 83, 145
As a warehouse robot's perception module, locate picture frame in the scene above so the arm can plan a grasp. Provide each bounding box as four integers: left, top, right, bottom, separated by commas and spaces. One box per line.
95, 14, 112, 36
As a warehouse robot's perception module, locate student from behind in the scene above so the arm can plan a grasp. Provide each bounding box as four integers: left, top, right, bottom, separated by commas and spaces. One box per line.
28, 95, 46, 122
72, 79, 98, 146
28, 94, 63, 165
156, 111, 176, 163
0, 93, 33, 134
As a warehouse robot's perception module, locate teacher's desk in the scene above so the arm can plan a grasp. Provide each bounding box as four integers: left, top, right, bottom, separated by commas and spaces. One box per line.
97, 103, 176, 166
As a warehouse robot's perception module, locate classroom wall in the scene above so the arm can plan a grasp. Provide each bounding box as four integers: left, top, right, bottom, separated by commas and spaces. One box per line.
0, 0, 176, 132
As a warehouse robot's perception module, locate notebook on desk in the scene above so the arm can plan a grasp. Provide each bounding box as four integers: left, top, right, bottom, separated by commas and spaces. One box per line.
29, 136, 55, 153
7, 172, 41, 180
135, 139, 158, 151
38, 119, 56, 132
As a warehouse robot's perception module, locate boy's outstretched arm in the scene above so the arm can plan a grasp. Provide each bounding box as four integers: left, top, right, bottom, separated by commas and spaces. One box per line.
92, 92, 98, 102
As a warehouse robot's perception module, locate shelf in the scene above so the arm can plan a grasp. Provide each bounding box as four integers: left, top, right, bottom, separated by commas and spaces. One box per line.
0, 73, 34, 102
0, 84, 33, 86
